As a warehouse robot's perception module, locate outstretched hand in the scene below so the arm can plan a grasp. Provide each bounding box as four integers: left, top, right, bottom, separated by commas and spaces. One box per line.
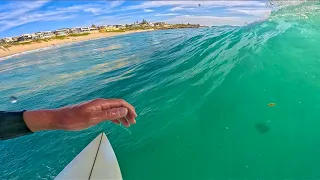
23, 98, 137, 132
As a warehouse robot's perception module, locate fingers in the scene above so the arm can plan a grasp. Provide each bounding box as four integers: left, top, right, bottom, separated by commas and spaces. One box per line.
90, 107, 127, 123
125, 114, 136, 124
111, 117, 136, 127
88, 98, 137, 127
111, 119, 120, 125
118, 117, 130, 127
106, 107, 128, 119
102, 99, 137, 118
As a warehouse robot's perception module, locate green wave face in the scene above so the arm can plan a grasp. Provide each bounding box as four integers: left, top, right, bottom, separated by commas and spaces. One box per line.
1, 2, 320, 179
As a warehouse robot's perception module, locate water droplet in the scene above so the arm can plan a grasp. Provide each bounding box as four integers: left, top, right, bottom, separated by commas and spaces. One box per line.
225, 127, 229, 130
245, 165, 249, 168
313, 76, 315, 78
10, 96, 17, 103
299, 101, 302, 104
177, 136, 180, 139
267, 120, 271, 123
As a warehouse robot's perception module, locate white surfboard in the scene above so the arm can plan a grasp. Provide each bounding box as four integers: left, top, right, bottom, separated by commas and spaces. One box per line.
55, 133, 122, 180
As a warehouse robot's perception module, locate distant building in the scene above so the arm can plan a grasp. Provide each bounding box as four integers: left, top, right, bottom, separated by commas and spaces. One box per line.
114, 25, 125, 29
12, 37, 19, 42
1, 37, 14, 43
18, 34, 32, 41
97, 26, 106, 30
42, 31, 55, 39
35, 32, 45, 39
89, 27, 99, 33
154, 22, 165, 26
105, 26, 119, 31
80, 27, 90, 33
70, 27, 91, 34
119, 25, 126, 29
70, 27, 81, 34
55, 28, 70, 36
31, 33, 41, 40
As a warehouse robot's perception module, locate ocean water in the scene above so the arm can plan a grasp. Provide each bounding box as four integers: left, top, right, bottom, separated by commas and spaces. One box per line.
1, 2, 320, 179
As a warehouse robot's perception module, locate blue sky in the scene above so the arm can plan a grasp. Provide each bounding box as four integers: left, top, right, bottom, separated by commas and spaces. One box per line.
0, 0, 271, 38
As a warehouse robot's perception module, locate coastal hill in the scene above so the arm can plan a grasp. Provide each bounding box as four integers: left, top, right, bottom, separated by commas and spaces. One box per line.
0, 21, 208, 58
1, 21, 208, 49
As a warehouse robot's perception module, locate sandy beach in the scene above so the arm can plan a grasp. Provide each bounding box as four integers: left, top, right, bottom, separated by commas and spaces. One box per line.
0, 29, 153, 59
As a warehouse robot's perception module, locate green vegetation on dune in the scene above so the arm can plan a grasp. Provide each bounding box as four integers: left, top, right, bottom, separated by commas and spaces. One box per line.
19, 41, 32, 45
54, 36, 67, 40
68, 33, 90, 37
101, 29, 126, 33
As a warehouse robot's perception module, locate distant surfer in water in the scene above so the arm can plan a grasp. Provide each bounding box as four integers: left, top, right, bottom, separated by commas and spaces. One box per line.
0, 98, 137, 140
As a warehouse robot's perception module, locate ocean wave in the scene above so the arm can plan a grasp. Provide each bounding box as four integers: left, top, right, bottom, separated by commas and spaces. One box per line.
1, 2, 320, 179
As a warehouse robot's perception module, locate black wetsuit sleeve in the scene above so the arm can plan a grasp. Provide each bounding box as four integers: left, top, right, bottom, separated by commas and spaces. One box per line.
0, 111, 33, 140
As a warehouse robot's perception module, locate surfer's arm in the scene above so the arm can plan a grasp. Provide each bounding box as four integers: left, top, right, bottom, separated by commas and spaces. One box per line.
0, 98, 137, 140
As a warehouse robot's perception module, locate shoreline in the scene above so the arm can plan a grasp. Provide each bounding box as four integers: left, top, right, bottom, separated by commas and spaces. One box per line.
0, 29, 153, 59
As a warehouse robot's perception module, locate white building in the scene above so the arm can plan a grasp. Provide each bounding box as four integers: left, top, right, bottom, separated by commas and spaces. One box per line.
71, 27, 90, 34
42, 31, 54, 38
55, 28, 70, 36
90, 27, 99, 32
1, 37, 14, 43
80, 27, 90, 33
31, 33, 41, 40
18, 34, 32, 41
70, 28, 81, 34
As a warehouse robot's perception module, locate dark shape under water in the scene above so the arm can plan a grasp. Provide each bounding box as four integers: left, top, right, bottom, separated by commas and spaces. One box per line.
255, 122, 270, 134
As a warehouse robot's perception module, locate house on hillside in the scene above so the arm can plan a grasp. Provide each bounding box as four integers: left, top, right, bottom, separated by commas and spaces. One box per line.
114, 25, 125, 28
42, 31, 55, 38
105, 25, 119, 31
70, 28, 81, 34
81, 27, 90, 33
18, 34, 32, 41
90, 27, 99, 33
131, 24, 140, 27
154, 22, 165, 26
32, 31, 54, 39
31, 32, 43, 40
70, 27, 91, 34
12, 37, 19, 42
1, 37, 14, 43
55, 28, 70, 36
97, 26, 106, 30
